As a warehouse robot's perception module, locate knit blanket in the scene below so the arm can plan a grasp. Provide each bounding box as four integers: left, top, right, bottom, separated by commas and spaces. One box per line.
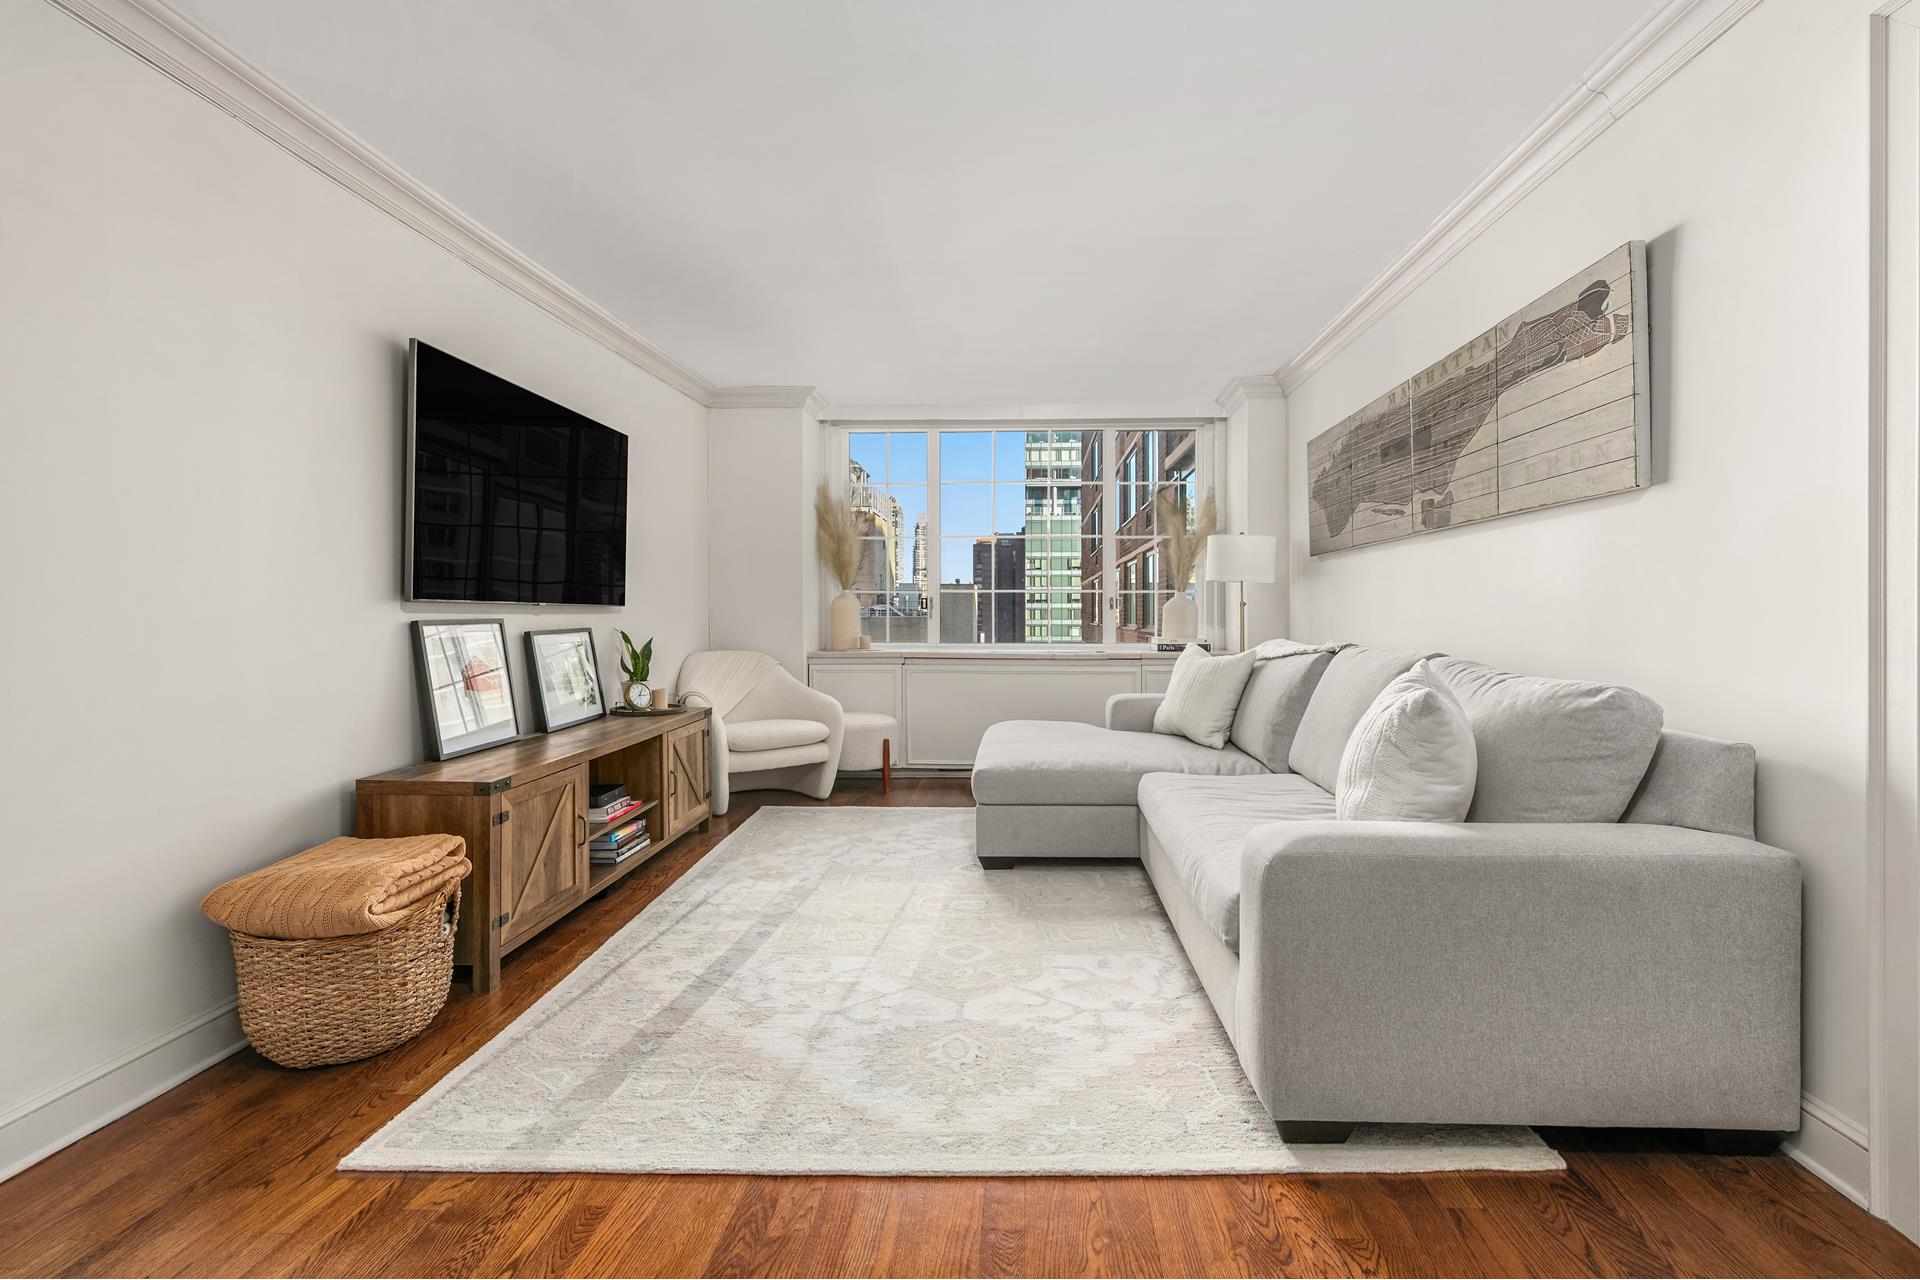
677, 650, 780, 719
202, 834, 470, 939
1251, 639, 1347, 662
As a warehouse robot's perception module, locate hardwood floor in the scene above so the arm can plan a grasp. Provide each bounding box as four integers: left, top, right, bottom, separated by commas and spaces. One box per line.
2, 778, 1914, 1278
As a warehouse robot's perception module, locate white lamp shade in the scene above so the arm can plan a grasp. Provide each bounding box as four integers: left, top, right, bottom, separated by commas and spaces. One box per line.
1204, 534, 1277, 584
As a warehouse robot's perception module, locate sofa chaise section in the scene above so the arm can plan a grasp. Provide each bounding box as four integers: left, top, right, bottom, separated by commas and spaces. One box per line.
969, 643, 1360, 868
971, 718, 1264, 865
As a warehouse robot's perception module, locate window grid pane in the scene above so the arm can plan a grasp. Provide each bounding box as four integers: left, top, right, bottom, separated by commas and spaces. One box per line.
850, 433, 931, 640
855, 426, 1202, 646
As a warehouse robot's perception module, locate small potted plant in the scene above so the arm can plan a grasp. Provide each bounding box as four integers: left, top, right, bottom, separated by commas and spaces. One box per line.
615, 630, 654, 713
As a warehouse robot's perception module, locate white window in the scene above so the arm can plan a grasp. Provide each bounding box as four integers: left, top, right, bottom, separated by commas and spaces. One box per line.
840, 424, 1210, 646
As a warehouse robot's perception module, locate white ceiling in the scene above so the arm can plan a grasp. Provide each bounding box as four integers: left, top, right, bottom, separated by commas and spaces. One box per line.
175, 0, 1650, 406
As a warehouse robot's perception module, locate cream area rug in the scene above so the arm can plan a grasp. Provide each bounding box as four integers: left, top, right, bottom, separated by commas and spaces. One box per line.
342, 808, 1561, 1176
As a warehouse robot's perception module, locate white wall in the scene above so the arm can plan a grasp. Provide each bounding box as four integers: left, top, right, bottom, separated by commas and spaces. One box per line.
1285, 0, 1874, 1195
706, 401, 822, 674
0, 2, 709, 1175
1221, 384, 1291, 645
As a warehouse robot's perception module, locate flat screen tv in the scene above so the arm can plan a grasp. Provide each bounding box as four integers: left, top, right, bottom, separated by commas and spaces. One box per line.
406, 340, 628, 605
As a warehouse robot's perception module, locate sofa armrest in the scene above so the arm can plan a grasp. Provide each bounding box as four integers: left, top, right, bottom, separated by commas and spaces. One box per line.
1105, 692, 1164, 733
1233, 820, 1801, 1131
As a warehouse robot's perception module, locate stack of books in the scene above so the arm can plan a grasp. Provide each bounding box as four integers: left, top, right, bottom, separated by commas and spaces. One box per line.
589, 784, 643, 825
588, 784, 651, 865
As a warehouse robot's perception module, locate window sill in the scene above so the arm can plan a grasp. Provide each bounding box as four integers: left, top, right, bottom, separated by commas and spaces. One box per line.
807, 645, 1186, 662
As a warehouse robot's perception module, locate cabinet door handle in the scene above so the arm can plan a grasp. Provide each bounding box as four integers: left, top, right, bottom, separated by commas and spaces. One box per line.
576, 814, 588, 847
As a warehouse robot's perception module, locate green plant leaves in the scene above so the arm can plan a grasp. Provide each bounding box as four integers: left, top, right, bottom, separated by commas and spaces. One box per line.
615, 629, 653, 681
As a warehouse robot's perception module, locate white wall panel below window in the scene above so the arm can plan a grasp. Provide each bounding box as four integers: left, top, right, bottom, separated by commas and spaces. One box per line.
810, 659, 905, 719
905, 662, 1140, 766
808, 655, 1175, 767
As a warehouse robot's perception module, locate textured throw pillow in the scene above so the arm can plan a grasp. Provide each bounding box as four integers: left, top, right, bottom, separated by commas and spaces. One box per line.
1429, 656, 1664, 823
1154, 644, 1258, 750
1335, 660, 1478, 822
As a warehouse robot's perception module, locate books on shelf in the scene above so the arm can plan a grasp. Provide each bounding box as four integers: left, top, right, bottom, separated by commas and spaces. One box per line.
590, 794, 645, 824
590, 832, 651, 865
590, 814, 650, 852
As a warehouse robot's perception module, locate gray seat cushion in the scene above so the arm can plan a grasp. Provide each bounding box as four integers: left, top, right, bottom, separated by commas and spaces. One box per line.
1430, 656, 1664, 823
1622, 729, 1757, 838
972, 720, 1265, 806
1229, 647, 1338, 772
1138, 772, 1336, 952
1286, 646, 1431, 789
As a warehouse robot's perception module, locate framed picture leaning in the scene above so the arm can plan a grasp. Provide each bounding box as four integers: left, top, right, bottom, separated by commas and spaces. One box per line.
411, 618, 521, 761
524, 627, 607, 733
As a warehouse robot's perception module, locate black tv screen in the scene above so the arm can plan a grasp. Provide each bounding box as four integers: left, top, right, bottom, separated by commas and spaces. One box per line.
407, 341, 628, 605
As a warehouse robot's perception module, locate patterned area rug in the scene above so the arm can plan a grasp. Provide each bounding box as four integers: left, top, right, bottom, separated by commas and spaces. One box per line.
342, 808, 1561, 1175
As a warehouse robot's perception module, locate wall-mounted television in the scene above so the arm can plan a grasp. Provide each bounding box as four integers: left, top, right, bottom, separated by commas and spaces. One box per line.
406, 340, 628, 605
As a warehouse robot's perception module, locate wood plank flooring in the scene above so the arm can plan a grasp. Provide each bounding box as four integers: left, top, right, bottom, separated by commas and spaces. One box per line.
2, 779, 1915, 1278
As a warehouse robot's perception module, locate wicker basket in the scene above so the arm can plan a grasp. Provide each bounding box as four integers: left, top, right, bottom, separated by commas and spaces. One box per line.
227, 886, 460, 1069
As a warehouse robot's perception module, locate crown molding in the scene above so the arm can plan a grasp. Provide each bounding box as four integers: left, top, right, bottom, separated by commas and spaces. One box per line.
1273, 0, 1761, 396
707, 385, 833, 414
1215, 375, 1285, 414
48, 0, 722, 407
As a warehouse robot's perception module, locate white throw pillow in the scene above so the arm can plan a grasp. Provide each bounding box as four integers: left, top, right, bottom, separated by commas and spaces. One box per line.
1335, 659, 1478, 822
1153, 644, 1258, 749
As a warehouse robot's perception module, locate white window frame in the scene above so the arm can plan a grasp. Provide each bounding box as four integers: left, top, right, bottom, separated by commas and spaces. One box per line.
828, 420, 1223, 650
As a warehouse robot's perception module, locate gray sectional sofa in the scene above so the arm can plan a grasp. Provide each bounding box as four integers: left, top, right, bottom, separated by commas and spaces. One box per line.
970, 643, 1802, 1147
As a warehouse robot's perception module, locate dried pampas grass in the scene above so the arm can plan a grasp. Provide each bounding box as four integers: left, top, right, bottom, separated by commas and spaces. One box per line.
815, 483, 861, 590
1157, 486, 1218, 591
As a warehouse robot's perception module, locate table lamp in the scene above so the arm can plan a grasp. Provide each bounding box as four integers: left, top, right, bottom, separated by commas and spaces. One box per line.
1204, 534, 1276, 652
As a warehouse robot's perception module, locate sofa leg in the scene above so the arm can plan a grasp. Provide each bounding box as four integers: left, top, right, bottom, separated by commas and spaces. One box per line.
977, 856, 1017, 870
1277, 1121, 1356, 1144
1703, 1129, 1787, 1156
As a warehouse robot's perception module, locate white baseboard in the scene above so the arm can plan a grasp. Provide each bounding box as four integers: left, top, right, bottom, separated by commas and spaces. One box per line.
0, 1000, 246, 1185
1786, 1093, 1871, 1209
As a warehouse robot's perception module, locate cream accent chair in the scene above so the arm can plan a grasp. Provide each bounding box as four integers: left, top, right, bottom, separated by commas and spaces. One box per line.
676, 651, 844, 816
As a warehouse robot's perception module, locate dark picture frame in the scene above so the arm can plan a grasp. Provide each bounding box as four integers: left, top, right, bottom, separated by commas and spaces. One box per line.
524, 627, 607, 733
410, 618, 521, 761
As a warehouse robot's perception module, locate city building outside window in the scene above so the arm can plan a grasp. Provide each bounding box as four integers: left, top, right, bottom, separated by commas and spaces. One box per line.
843, 425, 1205, 646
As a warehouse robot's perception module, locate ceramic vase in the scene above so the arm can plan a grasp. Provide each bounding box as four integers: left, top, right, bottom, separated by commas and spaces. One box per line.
1159, 592, 1199, 642
830, 589, 862, 650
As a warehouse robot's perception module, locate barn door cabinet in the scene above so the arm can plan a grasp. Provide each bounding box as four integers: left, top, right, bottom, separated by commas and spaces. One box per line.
355, 708, 711, 993
664, 721, 711, 839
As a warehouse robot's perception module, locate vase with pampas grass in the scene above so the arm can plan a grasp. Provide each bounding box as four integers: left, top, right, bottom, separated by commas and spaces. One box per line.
815, 483, 864, 650
1154, 486, 1217, 642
